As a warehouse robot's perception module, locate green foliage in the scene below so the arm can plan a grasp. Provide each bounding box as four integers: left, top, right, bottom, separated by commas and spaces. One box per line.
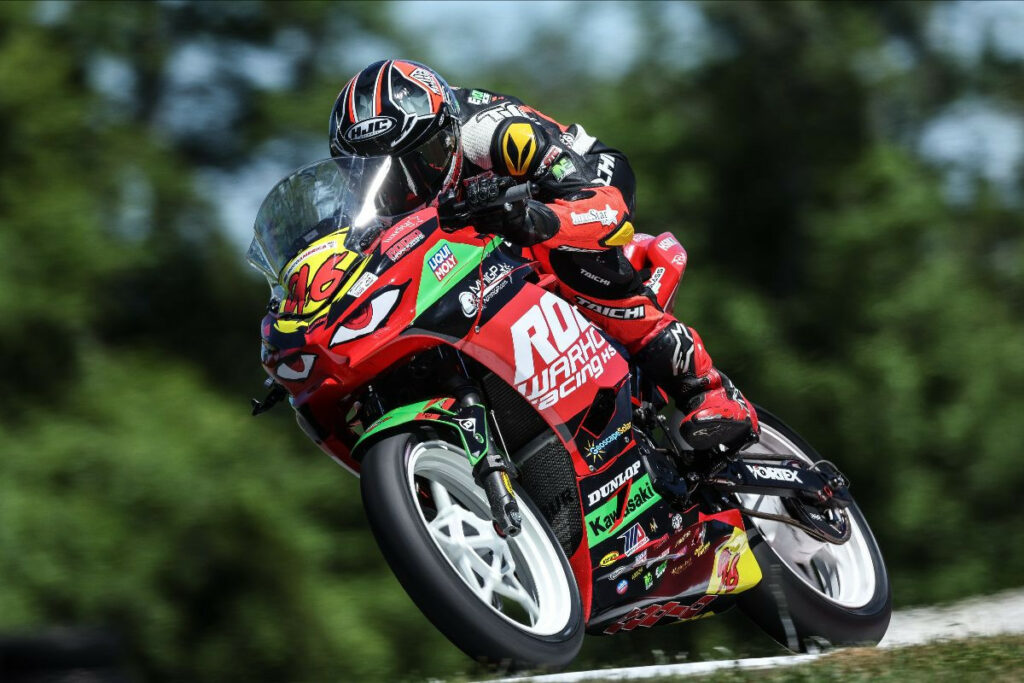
1, 0, 1022, 679
0, 350, 468, 680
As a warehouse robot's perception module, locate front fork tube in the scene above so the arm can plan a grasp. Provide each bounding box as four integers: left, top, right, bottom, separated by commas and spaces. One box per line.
454, 387, 522, 537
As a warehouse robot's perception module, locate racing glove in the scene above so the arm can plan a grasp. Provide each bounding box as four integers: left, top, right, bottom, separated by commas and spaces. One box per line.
464, 176, 559, 246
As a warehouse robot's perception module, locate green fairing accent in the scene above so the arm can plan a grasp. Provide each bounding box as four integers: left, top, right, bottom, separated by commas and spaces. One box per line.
585, 474, 661, 547
354, 398, 473, 462
414, 239, 499, 317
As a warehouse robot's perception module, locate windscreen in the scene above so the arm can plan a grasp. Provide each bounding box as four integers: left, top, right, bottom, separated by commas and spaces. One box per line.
247, 156, 416, 285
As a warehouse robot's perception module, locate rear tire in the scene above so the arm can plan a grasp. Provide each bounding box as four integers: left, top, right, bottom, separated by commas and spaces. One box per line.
736, 407, 892, 651
360, 431, 584, 670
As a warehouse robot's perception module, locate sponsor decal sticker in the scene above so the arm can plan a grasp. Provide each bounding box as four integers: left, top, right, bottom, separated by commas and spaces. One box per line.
657, 237, 676, 251
284, 240, 337, 280
595, 152, 616, 186
345, 116, 397, 142
381, 214, 425, 248
551, 156, 576, 181
570, 204, 619, 227
587, 474, 658, 545
671, 513, 683, 531
385, 229, 425, 261
468, 89, 491, 105
348, 272, 378, 299
410, 67, 442, 95
584, 421, 632, 464
671, 557, 694, 575
510, 292, 617, 409
616, 579, 629, 595
655, 562, 667, 578
646, 267, 666, 295
600, 551, 622, 568
427, 243, 458, 281
618, 522, 649, 557
603, 595, 717, 635
536, 145, 563, 176
459, 263, 513, 317
644, 573, 653, 590
575, 296, 644, 321
587, 461, 641, 507
746, 464, 803, 483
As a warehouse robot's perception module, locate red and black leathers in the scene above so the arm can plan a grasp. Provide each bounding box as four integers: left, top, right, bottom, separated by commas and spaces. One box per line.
453, 87, 759, 453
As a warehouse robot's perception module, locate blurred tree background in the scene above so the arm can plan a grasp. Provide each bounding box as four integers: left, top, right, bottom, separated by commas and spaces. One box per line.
1, 0, 1022, 680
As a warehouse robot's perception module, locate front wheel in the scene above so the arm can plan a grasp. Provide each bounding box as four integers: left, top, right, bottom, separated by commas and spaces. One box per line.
735, 407, 892, 651
359, 431, 584, 670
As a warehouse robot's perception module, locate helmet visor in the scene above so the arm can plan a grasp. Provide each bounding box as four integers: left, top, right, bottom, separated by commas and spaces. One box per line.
381, 124, 458, 213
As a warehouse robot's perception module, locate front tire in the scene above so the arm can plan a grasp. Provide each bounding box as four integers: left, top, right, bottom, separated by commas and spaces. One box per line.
736, 407, 892, 651
359, 431, 584, 670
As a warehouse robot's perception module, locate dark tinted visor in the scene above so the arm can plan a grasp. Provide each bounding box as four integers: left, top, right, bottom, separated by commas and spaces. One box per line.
375, 126, 457, 214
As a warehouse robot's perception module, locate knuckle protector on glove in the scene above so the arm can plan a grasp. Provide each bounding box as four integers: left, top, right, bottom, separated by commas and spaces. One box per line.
490, 117, 548, 178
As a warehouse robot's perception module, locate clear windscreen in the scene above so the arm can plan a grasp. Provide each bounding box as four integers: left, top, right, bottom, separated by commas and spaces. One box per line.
247, 156, 417, 285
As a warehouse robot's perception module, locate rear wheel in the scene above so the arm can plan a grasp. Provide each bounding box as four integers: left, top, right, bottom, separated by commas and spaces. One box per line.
359, 431, 584, 670
735, 407, 892, 651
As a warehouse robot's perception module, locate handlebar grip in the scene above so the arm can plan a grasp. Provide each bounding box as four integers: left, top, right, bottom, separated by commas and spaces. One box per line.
500, 182, 533, 205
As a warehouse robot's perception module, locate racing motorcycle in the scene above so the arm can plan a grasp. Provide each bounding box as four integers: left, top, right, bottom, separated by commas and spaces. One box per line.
247, 156, 891, 670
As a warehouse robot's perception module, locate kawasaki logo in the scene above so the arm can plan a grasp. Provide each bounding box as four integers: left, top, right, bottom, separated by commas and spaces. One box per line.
746, 464, 803, 483
587, 461, 640, 507
588, 477, 655, 535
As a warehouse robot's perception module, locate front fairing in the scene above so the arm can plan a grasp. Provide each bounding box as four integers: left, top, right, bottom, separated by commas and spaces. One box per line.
259, 208, 499, 387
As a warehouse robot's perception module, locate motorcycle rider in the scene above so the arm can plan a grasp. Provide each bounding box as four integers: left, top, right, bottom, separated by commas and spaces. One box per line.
328, 59, 758, 456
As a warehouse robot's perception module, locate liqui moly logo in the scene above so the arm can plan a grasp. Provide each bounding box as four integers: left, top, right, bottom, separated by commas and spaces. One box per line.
427, 244, 458, 281
510, 292, 617, 409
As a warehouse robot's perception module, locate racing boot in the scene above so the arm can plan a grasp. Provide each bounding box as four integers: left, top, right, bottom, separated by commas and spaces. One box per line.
633, 321, 759, 455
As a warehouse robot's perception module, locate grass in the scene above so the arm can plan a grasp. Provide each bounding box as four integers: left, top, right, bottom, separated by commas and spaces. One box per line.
676, 634, 1024, 682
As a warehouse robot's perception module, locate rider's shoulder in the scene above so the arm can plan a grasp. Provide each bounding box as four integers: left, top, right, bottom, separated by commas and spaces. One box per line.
452, 87, 527, 119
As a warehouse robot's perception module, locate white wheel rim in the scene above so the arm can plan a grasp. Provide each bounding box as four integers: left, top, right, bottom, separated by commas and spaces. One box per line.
407, 441, 573, 635
737, 425, 878, 609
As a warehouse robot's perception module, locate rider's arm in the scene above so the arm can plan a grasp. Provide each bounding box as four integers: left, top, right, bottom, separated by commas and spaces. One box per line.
458, 92, 633, 250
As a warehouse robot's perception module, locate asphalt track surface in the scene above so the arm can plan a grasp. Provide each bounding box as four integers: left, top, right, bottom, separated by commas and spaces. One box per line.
494, 587, 1024, 682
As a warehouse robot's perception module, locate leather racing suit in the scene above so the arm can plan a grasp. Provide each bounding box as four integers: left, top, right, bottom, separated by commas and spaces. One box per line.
452, 87, 759, 453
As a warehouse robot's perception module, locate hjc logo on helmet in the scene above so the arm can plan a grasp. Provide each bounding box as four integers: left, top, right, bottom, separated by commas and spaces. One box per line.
345, 116, 397, 142
502, 122, 537, 176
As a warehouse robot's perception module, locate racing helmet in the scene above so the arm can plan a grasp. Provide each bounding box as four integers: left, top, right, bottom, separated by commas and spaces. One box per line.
329, 60, 462, 213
